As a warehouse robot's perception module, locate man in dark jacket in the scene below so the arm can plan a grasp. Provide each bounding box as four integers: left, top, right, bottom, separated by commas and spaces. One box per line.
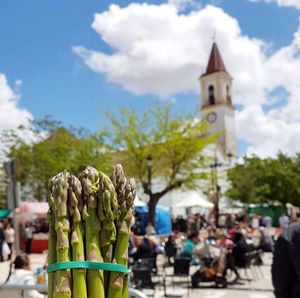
272, 221, 300, 298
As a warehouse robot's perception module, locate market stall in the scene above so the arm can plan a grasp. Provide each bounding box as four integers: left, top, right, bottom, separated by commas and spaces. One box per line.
134, 198, 172, 235
18, 202, 49, 253
173, 190, 214, 209
247, 203, 286, 227
0, 209, 11, 218
171, 190, 214, 215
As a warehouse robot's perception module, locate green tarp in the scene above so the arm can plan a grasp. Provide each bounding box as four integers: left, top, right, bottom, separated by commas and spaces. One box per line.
247, 205, 285, 227
0, 209, 12, 218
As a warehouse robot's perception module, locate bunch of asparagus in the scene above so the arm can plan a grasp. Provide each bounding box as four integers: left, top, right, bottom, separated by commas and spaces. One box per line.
47, 164, 136, 298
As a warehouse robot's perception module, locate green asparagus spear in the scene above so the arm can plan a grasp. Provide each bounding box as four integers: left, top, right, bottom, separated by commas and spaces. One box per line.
97, 172, 118, 292
121, 178, 136, 298
68, 175, 87, 298
98, 172, 118, 263
80, 166, 105, 298
107, 165, 136, 298
47, 178, 56, 298
47, 207, 56, 298
51, 171, 72, 298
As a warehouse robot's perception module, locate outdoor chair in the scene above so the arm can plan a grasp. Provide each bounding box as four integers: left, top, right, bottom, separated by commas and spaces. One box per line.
136, 257, 157, 275
164, 242, 177, 266
235, 251, 258, 282
168, 257, 191, 290
131, 267, 160, 297
251, 249, 264, 278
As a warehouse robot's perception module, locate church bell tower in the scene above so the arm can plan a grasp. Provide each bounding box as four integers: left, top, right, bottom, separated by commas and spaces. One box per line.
200, 42, 237, 157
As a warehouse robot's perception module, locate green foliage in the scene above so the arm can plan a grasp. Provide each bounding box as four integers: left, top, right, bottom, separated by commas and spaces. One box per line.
1, 118, 108, 201
226, 153, 300, 206
103, 104, 215, 203
1, 105, 215, 212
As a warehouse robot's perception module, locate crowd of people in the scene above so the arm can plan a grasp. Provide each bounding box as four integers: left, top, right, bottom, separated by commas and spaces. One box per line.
0, 219, 49, 262
0, 210, 296, 297
129, 211, 282, 289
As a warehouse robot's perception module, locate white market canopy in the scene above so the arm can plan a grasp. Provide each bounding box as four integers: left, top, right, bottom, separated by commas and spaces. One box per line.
172, 190, 214, 209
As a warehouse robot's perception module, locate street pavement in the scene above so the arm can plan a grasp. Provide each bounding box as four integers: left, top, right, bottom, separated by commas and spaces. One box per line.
145, 253, 274, 298
0, 253, 274, 297
187, 289, 273, 298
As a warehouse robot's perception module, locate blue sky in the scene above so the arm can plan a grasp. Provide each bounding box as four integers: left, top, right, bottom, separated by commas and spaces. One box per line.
1, 0, 300, 157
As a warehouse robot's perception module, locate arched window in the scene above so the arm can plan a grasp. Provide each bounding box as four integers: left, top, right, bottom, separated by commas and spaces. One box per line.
226, 85, 232, 104
208, 85, 215, 105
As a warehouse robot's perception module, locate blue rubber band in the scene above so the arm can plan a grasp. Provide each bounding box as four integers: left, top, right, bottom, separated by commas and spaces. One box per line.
47, 261, 131, 275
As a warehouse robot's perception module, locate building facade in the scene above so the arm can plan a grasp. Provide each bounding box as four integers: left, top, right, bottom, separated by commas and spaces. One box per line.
199, 42, 237, 159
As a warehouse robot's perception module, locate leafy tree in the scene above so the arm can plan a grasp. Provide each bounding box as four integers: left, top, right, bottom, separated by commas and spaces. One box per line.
103, 105, 215, 226
226, 153, 300, 206
0, 168, 7, 209
226, 156, 267, 204
263, 153, 300, 206
2, 118, 108, 201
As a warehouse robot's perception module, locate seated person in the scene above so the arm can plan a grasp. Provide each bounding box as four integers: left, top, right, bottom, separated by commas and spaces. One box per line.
181, 232, 198, 257
132, 235, 158, 273
181, 232, 207, 260
216, 232, 240, 281
164, 235, 178, 264
216, 232, 233, 253
132, 235, 158, 260
5, 254, 44, 298
186, 232, 219, 288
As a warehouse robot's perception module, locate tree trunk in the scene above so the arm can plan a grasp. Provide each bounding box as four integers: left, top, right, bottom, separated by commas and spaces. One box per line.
213, 202, 219, 228
145, 183, 178, 230
147, 196, 157, 228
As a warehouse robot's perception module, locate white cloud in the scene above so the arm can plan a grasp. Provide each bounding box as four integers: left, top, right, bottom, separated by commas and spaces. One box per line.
264, 29, 300, 122
0, 73, 33, 160
74, 2, 300, 157
237, 105, 300, 156
0, 74, 32, 130
249, 0, 300, 9
74, 3, 269, 102
15, 79, 23, 88
74, 4, 250, 98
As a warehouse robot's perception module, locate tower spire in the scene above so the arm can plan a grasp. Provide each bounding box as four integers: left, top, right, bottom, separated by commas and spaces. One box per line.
204, 42, 227, 76
199, 42, 236, 157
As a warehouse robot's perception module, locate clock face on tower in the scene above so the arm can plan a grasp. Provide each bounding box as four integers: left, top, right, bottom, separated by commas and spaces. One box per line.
207, 112, 217, 123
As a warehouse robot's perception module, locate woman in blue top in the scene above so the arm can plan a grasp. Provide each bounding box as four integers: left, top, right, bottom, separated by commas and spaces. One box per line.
181, 232, 201, 258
